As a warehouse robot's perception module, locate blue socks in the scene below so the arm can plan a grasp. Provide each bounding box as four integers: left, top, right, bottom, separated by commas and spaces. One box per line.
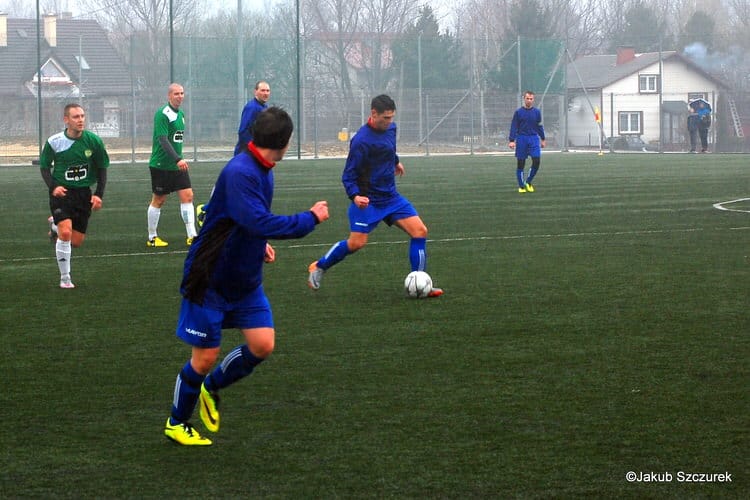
318, 237, 427, 272
204, 345, 265, 392
410, 238, 427, 271
317, 240, 351, 270
170, 346, 266, 425
170, 361, 205, 424
527, 166, 539, 184
516, 168, 526, 188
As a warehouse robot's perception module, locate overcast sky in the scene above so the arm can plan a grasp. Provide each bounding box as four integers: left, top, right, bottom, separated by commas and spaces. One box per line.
1, 0, 451, 25
0, 0, 270, 17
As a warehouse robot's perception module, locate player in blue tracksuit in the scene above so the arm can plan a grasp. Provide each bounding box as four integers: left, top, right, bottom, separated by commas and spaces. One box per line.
164, 107, 330, 446
508, 90, 546, 193
234, 80, 270, 155
307, 94, 442, 297
196, 81, 272, 227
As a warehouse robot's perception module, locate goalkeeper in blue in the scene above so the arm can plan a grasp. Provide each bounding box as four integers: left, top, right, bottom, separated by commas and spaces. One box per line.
164, 107, 330, 445
508, 90, 546, 193
307, 94, 442, 297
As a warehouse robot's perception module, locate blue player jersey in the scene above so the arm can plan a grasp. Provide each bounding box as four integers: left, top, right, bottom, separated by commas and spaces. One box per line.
509, 106, 545, 141
342, 121, 401, 206
181, 144, 318, 303
234, 98, 268, 155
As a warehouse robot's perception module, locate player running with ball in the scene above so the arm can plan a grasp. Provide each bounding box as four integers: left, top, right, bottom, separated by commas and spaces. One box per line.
307, 94, 442, 297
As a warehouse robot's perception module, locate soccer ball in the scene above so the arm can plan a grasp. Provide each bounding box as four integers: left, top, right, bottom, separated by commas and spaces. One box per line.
404, 271, 433, 298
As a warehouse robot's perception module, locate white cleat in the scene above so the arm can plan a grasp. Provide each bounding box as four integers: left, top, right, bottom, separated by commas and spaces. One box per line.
308, 261, 325, 290
59, 275, 75, 289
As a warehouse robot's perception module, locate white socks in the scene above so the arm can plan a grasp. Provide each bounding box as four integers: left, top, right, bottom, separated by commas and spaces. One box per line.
56, 239, 71, 277
149, 203, 197, 239
147, 205, 161, 240
181, 202, 197, 238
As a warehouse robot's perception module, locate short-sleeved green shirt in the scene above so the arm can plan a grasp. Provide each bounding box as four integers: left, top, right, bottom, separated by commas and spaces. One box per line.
149, 103, 185, 170
39, 129, 109, 188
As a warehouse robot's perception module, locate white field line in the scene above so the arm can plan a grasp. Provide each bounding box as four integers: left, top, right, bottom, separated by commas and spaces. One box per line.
3, 225, 748, 265
713, 198, 750, 213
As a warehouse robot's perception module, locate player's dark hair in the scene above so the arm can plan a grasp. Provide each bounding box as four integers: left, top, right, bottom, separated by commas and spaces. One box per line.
252, 107, 293, 150
371, 94, 396, 113
64, 103, 83, 116
524, 90, 535, 96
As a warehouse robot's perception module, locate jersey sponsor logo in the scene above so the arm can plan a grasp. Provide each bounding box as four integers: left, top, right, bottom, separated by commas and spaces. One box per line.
173, 130, 184, 143
64, 164, 88, 181
85, 149, 93, 158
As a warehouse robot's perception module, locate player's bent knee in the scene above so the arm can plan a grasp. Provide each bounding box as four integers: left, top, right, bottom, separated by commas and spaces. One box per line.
191, 347, 220, 374
347, 238, 367, 252
249, 339, 274, 359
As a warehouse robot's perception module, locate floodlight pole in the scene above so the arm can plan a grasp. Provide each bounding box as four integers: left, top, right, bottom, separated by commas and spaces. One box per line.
36, 0, 43, 155
238, 0, 244, 125
169, 0, 174, 83
296, 0, 301, 159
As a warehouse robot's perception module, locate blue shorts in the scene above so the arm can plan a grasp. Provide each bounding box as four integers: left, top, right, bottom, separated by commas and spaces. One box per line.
348, 194, 418, 233
176, 286, 273, 348
514, 135, 541, 160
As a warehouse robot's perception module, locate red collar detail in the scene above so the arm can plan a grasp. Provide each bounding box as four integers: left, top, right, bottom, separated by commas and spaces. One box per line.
248, 142, 275, 169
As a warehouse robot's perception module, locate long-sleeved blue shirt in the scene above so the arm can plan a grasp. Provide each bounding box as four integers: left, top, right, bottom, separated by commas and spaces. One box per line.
181, 144, 318, 303
341, 121, 401, 206
508, 106, 545, 141
234, 98, 268, 155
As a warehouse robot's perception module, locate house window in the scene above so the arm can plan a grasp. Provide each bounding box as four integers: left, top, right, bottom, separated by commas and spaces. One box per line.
74, 55, 90, 70
619, 111, 642, 134
688, 92, 707, 101
639, 74, 659, 93
33, 59, 71, 84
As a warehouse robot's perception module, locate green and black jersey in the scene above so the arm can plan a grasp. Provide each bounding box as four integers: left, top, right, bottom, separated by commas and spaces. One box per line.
149, 103, 185, 170
39, 130, 109, 188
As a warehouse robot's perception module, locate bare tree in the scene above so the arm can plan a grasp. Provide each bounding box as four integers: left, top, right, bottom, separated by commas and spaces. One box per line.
303, 0, 362, 100
79, 0, 204, 86
355, 0, 421, 92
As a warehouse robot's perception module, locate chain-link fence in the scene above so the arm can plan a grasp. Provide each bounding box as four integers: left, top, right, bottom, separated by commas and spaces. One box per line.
3, 26, 750, 166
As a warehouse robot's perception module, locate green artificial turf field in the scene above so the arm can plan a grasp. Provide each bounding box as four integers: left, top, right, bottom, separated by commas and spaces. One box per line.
1, 152, 747, 498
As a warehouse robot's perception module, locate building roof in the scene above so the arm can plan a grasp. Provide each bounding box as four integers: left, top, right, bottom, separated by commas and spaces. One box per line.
566, 50, 726, 91
0, 16, 130, 98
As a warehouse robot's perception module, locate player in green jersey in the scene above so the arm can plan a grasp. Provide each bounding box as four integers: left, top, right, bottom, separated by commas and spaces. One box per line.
146, 83, 198, 247
40, 103, 110, 289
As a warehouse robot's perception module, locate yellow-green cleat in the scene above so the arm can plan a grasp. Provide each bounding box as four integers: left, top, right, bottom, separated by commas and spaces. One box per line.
164, 418, 212, 445
518, 187, 527, 193
525, 183, 535, 193
147, 236, 169, 247
199, 384, 220, 433
196, 204, 206, 228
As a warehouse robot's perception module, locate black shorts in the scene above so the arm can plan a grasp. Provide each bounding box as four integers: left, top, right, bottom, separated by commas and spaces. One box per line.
150, 167, 192, 195
50, 187, 93, 234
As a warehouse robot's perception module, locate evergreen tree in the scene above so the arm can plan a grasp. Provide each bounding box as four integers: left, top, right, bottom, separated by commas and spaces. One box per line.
485, 0, 563, 93
390, 6, 467, 89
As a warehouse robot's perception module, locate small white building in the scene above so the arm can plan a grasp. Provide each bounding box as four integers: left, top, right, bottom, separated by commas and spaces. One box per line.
566, 47, 727, 150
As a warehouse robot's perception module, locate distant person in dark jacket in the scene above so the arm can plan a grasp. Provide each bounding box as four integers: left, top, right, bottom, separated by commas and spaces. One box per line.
688, 99, 711, 153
